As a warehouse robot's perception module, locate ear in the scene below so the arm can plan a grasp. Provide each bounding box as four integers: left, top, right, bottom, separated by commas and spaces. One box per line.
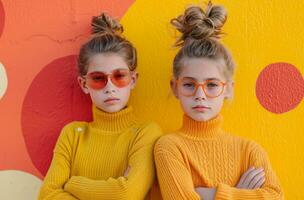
170, 78, 179, 99
77, 76, 90, 94
130, 72, 139, 90
224, 80, 234, 99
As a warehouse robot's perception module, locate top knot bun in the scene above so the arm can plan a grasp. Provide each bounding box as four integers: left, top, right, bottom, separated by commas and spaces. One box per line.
171, 2, 227, 46
91, 13, 123, 36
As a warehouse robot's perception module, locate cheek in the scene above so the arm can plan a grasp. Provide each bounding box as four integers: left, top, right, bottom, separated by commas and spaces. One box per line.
117, 86, 132, 100
179, 96, 193, 109
209, 96, 225, 110
88, 90, 105, 101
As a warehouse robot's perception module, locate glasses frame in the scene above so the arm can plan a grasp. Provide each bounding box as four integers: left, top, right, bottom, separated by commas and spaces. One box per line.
82, 68, 133, 90
176, 78, 227, 98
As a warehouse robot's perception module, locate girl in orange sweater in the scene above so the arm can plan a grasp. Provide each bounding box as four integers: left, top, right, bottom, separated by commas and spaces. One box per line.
154, 2, 283, 200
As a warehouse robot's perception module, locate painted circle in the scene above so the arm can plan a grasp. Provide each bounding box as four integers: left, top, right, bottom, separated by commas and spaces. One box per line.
21, 55, 92, 176
256, 62, 304, 114
0, 62, 8, 99
0, 0, 4, 38
0, 170, 42, 200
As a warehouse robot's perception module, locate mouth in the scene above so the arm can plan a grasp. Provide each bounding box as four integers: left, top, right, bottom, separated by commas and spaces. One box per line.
192, 105, 211, 112
104, 98, 120, 104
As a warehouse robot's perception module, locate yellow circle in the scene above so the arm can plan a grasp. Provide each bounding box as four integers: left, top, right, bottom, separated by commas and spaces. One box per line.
0, 170, 42, 200
0, 62, 8, 99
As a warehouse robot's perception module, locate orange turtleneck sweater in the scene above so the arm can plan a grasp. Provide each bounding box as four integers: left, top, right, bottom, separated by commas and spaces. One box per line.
38, 105, 162, 200
154, 114, 283, 200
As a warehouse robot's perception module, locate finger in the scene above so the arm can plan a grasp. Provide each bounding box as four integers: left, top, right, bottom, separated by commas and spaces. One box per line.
243, 168, 263, 187
236, 167, 255, 188
243, 168, 264, 187
248, 171, 265, 189
253, 177, 266, 189
237, 167, 256, 186
124, 166, 131, 177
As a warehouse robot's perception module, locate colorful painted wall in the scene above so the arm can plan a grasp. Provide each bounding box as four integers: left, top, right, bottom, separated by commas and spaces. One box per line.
0, 0, 303, 199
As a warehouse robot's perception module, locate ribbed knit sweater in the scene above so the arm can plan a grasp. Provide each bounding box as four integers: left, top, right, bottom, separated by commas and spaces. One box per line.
38, 105, 162, 200
154, 114, 283, 200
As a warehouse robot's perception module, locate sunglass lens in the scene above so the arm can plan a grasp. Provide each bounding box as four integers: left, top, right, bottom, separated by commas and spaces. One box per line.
87, 72, 107, 89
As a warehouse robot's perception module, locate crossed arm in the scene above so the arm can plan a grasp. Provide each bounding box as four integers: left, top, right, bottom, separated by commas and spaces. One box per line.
154, 141, 283, 200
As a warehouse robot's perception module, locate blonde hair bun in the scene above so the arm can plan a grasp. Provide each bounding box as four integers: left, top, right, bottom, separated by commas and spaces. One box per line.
171, 2, 227, 46
91, 13, 123, 36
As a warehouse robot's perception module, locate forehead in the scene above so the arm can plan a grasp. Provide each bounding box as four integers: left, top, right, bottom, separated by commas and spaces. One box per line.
87, 53, 129, 73
179, 58, 225, 81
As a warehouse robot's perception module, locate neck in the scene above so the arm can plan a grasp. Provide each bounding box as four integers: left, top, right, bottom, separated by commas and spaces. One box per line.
90, 105, 137, 132
179, 114, 224, 139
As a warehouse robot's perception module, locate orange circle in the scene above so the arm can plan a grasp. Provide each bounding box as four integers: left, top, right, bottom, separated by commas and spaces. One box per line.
256, 63, 304, 113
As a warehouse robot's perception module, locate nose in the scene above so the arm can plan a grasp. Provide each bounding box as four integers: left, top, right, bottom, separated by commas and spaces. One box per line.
194, 85, 206, 101
103, 77, 117, 94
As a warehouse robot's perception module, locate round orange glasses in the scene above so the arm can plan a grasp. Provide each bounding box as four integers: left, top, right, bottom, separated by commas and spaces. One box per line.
176, 77, 227, 98
82, 68, 132, 90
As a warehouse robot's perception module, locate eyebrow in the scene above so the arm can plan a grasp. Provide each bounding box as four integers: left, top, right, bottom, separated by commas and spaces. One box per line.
88, 68, 129, 73
182, 77, 222, 81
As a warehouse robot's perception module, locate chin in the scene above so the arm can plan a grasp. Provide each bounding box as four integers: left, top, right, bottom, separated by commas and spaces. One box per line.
188, 111, 214, 122
98, 104, 126, 113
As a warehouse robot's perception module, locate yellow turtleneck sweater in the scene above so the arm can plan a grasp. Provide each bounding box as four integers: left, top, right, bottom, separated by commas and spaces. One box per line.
154, 114, 283, 200
38, 105, 162, 200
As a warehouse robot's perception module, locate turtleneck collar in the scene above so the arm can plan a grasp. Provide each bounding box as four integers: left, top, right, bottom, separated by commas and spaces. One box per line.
90, 105, 137, 132
179, 114, 224, 139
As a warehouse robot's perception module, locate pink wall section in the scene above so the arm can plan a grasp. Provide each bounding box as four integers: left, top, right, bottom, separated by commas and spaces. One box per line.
0, 0, 135, 179
0, 1, 4, 37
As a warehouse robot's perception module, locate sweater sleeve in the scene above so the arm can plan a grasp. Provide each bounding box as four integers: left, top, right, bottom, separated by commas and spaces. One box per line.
215, 143, 283, 200
64, 122, 162, 200
154, 136, 200, 200
38, 123, 78, 200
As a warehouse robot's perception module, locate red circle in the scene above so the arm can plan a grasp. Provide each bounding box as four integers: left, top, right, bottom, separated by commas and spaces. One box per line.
0, 1, 4, 38
21, 55, 92, 176
256, 62, 304, 114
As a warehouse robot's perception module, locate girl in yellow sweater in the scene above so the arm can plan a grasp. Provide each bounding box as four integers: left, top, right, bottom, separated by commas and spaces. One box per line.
154, 2, 283, 200
38, 13, 162, 200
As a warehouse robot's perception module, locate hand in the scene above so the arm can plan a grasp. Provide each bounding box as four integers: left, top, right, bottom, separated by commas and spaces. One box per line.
123, 166, 131, 177
195, 187, 216, 200
236, 167, 265, 189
